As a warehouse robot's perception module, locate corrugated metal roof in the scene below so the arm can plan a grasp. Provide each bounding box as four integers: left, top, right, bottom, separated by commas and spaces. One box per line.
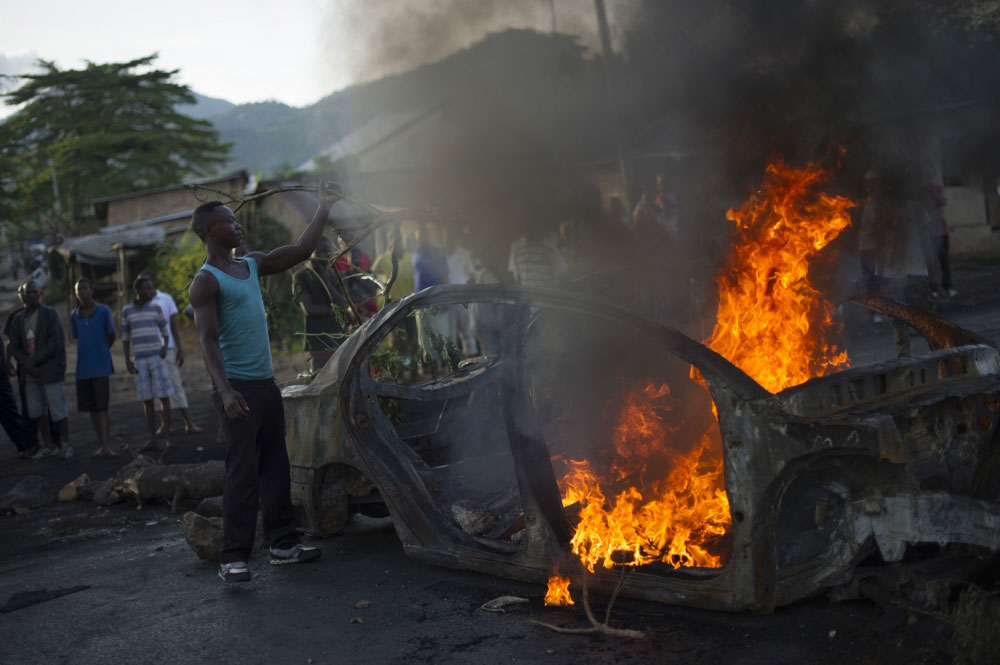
53, 227, 166, 266
101, 209, 194, 234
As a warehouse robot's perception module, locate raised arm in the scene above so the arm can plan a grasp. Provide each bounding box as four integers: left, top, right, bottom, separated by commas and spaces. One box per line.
189, 270, 249, 420
250, 182, 343, 277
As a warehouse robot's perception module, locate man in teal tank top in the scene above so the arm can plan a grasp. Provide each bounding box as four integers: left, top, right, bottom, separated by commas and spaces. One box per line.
189, 182, 342, 583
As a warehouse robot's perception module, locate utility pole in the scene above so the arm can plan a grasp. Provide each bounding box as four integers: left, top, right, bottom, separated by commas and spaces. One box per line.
49, 156, 67, 239
49, 157, 62, 218
549, 0, 557, 32
594, 0, 632, 211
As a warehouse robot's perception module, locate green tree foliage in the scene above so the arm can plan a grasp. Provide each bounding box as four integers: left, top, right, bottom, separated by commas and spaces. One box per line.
146, 232, 206, 312
0, 54, 231, 236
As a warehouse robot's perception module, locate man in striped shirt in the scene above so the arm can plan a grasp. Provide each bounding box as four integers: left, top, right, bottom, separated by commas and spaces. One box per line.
121, 275, 173, 452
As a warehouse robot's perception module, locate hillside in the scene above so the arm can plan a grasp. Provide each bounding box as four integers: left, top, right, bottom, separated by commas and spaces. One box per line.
176, 92, 235, 120
205, 29, 613, 176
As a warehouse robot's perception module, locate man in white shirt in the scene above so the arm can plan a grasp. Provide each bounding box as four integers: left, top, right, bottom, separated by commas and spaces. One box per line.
140, 270, 203, 435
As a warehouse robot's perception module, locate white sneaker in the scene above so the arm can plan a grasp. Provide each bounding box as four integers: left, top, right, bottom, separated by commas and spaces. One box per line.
60, 445, 74, 460
947, 288, 958, 297
219, 561, 251, 583
30, 446, 54, 460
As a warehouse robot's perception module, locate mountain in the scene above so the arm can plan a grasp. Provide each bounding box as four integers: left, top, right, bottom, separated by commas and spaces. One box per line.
177, 92, 236, 120
205, 29, 612, 176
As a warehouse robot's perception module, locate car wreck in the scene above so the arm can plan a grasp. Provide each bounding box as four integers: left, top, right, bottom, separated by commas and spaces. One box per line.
281, 283, 1000, 613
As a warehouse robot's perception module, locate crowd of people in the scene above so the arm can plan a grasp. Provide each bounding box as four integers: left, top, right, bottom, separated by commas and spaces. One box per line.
291, 189, 671, 374
0, 167, 965, 582
0, 270, 200, 461
1, 166, 961, 465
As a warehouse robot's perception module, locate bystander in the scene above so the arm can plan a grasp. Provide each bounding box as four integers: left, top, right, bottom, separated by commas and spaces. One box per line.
70, 278, 118, 457
6, 281, 71, 458
139, 270, 202, 435
120, 275, 172, 452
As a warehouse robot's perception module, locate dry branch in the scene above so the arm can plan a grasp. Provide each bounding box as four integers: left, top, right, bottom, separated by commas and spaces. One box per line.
91, 458, 225, 509
529, 577, 645, 639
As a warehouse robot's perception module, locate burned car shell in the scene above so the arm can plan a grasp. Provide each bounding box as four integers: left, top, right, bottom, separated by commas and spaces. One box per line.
282, 284, 1000, 612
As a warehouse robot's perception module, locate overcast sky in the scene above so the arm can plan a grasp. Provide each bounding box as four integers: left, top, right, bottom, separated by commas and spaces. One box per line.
0, 0, 635, 119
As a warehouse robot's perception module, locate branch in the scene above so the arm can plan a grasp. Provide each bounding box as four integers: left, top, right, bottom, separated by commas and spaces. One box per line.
605, 567, 629, 626
529, 576, 645, 640
384, 223, 401, 303
299, 265, 345, 315
580, 581, 645, 639
182, 183, 240, 204
183, 182, 407, 217
332, 261, 362, 324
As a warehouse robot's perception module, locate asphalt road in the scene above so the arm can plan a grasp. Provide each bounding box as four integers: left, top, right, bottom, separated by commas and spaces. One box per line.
0, 510, 941, 665
3, 260, 1000, 664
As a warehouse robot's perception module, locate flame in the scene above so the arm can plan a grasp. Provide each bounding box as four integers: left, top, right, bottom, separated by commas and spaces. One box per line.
558, 382, 731, 573
701, 160, 853, 392
544, 575, 575, 606
551, 160, 853, 579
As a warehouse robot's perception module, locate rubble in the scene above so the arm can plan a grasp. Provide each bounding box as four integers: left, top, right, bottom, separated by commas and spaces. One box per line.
90, 458, 224, 507
451, 500, 496, 535
480, 596, 529, 612
181, 502, 263, 562
0, 476, 54, 513
181, 512, 224, 562
58, 474, 90, 502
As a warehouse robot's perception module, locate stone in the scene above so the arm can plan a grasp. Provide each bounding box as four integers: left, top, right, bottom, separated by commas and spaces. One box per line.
91, 479, 119, 506
76, 480, 101, 502
0, 476, 54, 514
57, 474, 90, 502
451, 499, 496, 535
195, 496, 223, 517
182, 512, 224, 562
181, 510, 264, 562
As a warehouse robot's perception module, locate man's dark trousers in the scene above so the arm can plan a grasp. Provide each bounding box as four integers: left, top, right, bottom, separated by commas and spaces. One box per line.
214, 378, 297, 563
0, 360, 26, 453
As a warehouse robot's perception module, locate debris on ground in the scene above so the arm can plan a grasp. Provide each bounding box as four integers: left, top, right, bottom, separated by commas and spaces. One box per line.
1, 585, 90, 613
58, 474, 90, 502
451, 500, 497, 535
0, 476, 54, 514
480, 596, 529, 613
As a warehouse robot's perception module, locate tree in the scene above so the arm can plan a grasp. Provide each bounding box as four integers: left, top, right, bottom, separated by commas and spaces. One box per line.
0, 54, 231, 236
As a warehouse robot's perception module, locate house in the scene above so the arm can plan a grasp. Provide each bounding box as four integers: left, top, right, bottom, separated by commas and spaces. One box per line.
50, 171, 249, 315
92, 170, 248, 233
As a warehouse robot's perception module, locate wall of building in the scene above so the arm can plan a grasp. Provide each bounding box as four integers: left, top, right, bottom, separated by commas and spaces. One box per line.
946, 183, 1000, 256
105, 177, 244, 228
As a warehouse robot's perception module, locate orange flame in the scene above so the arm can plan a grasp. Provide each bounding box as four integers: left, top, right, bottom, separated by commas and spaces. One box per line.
558, 382, 731, 573
552, 160, 853, 579
702, 161, 853, 393
544, 575, 575, 606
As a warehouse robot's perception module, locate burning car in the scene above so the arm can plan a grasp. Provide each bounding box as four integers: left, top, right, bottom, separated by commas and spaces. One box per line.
282, 164, 1000, 612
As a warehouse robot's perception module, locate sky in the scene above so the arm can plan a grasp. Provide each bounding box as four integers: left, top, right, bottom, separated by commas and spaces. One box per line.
0, 0, 636, 119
